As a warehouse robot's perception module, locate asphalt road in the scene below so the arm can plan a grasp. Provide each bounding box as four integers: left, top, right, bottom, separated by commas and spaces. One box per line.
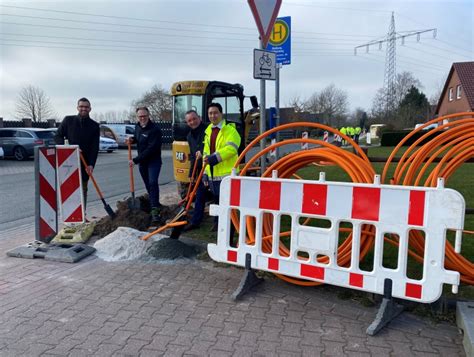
0, 149, 175, 231
0, 140, 321, 232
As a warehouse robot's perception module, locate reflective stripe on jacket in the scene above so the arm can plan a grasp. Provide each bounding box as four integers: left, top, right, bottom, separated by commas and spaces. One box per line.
203, 120, 241, 178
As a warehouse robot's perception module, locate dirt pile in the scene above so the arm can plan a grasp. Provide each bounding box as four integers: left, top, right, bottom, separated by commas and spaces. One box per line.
93, 195, 180, 238
147, 238, 199, 260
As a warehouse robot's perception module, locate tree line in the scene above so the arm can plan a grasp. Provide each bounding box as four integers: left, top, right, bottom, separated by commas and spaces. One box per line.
13, 71, 440, 129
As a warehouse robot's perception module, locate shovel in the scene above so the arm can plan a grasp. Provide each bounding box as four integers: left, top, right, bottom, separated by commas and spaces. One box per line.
127, 141, 141, 210
141, 163, 207, 241
79, 153, 116, 219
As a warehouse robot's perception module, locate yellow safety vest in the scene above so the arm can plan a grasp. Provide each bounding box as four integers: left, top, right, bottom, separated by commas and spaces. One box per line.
203, 120, 241, 179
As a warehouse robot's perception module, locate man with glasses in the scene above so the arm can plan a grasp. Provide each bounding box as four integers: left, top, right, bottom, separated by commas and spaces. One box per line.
55, 97, 100, 216
127, 106, 164, 225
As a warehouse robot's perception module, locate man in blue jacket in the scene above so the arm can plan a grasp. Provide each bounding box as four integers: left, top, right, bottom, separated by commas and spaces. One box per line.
128, 106, 164, 224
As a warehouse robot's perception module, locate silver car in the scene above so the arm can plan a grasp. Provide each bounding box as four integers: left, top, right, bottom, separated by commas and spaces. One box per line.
0, 128, 57, 161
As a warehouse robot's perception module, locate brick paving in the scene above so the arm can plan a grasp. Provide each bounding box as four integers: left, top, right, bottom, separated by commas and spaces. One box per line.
0, 185, 466, 356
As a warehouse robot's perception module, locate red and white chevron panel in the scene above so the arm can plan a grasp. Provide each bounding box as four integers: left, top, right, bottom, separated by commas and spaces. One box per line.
56, 145, 84, 223
36, 147, 57, 241
208, 174, 465, 303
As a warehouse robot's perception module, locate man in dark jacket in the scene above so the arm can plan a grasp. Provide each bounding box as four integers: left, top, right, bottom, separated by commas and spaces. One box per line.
183, 110, 206, 231
128, 106, 163, 224
54, 97, 100, 212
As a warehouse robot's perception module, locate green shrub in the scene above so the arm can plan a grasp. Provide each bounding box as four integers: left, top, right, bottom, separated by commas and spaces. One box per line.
380, 129, 442, 146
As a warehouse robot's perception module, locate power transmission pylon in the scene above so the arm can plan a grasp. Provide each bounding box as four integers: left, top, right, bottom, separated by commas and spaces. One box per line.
354, 12, 436, 114
384, 12, 396, 113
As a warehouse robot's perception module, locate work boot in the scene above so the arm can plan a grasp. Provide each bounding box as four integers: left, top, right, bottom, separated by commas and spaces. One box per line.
183, 223, 200, 232
151, 207, 165, 225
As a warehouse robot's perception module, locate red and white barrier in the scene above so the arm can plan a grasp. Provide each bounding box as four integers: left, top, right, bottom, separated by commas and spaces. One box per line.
301, 132, 308, 150
323, 131, 329, 142
208, 172, 465, 303
35, 147, 57, 242
56, 145, 84, 223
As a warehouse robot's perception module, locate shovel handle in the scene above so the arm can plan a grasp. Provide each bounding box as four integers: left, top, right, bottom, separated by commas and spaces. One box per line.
127, 141, 135, 194
185, 163, 207, 211
79, 152, 105, 200
141, 221, 187, 241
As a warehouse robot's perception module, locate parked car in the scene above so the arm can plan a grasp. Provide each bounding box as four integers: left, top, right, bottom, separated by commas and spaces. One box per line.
100, 124, 135, 147
99, 136, 118, 153
0, 128, 57, 161
48, 128, 118, 153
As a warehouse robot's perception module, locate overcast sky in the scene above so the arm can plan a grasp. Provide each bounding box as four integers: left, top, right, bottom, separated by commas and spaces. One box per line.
0, 0, 473, 121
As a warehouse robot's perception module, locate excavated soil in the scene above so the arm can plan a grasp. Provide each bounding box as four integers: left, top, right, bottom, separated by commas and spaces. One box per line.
147, 238, 199, 260
93, 194, 180, 238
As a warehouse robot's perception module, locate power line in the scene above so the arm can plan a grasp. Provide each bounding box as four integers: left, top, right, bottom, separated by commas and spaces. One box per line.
396, 11, 473, 48
0, 41, 362, 58
0, 4, 381, 38
0, 13, 255, 38
0, 21, 255, 42
284, 1, 392, 14
0, 4, 255, 31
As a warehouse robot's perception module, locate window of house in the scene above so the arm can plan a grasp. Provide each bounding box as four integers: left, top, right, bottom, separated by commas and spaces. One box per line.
448, 87, 453, 101
456, 85, 462, 99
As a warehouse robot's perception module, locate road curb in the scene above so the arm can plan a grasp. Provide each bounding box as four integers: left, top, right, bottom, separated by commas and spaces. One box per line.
457, 301, 474, 357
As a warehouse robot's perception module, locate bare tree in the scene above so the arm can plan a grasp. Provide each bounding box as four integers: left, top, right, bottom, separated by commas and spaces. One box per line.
394, 71, 422, 106
304, 84, 348, 127
132, 84, 172, 121
15, 85, 55, 121
371, 71, 423, 125
287, 94, 306, 112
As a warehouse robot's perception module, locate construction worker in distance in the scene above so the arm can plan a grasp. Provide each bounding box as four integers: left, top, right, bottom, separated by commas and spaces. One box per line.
354, 126, 362, 144
203, 102, 241, 232
339, 126, 347, 146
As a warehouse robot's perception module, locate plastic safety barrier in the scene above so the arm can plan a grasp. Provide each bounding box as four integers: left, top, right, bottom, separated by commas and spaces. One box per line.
56, 145, 84, 223
35, 146, 57, 242
208, 172, 465, 303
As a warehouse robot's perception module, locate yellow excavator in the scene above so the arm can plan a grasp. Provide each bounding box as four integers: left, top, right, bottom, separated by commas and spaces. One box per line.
170, 80, 259, 196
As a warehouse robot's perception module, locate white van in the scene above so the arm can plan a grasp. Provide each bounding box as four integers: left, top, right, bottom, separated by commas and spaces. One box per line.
369, 124, 386, 139
414, 123, 438, 130
100, 124, 135, 147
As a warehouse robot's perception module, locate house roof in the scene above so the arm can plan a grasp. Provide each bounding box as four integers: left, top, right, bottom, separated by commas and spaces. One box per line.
435, 61, 474, 114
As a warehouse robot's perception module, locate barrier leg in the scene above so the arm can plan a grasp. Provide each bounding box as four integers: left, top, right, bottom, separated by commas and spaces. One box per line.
366, 279, 404, 336
231, 253, 264, 301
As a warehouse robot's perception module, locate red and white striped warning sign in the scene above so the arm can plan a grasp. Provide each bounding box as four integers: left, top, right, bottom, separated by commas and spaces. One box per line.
35, 147, 57, 241
56, 145, 84, 223
208, 174, 465, 303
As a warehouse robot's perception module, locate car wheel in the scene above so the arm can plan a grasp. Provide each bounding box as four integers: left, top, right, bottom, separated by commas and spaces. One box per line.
13, 146, 27, 161
107, 149, 113, 153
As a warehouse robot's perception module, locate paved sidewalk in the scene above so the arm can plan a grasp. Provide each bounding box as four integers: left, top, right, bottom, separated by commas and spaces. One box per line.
0, 186, 466, 356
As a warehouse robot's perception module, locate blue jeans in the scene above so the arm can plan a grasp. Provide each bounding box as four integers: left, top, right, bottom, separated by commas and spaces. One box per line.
139, 161, 161, 208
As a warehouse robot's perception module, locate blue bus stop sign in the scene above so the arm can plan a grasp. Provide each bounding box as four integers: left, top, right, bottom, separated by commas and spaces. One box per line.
266, 16, 291, 65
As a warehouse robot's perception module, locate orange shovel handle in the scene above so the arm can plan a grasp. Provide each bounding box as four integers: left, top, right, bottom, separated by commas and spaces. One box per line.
127, 141, 135, 194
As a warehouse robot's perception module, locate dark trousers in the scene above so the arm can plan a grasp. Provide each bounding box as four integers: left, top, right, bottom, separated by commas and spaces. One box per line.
82, 179, 89, 211
139, 161, 161, 208
191, 182, 206, 226
209, 180, 221, 224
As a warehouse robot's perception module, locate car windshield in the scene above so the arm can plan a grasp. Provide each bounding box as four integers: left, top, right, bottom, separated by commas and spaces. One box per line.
173, 95, 203, 124
35, 130, 56, 139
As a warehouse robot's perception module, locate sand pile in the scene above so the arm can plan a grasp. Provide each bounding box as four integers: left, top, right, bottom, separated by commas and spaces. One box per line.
94, 227, 166, 261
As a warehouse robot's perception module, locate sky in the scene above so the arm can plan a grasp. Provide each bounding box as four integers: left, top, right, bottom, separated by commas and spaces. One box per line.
0, 0, 473, 121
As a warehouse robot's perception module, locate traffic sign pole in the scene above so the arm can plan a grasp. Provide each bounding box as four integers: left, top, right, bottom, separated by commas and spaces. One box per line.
260, 40, 266, 173
275, 63, 281, 159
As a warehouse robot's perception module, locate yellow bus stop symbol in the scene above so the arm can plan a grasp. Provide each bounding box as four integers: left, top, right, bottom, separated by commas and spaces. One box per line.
269, 19, 289, 46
